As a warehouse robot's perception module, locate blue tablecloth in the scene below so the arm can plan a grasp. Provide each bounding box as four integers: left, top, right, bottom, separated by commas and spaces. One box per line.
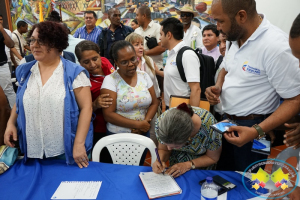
0, 159, 256, 200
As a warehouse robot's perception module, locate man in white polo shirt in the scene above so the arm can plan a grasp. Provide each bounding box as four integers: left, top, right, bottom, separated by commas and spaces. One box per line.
160, 17, 201, 108
206, 0, 300, 171
135, 6, 166, 70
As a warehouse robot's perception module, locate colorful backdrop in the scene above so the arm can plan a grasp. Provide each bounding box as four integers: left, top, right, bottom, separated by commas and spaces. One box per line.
9, 0, 215, 33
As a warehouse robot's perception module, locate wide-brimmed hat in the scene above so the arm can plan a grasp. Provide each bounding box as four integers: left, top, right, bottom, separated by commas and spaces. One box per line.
176, 4, 199, 17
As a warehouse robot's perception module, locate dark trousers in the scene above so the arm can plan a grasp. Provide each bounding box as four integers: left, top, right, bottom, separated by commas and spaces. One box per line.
216, 115, 269, 172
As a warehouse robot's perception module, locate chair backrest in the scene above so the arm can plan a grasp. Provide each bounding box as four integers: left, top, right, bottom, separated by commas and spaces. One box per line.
272, 147, 300, 173
92, 133, 157, 166
169, 95, 210, 111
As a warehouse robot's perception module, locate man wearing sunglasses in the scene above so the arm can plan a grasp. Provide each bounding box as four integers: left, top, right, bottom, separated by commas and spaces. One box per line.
176, 4, 203, 50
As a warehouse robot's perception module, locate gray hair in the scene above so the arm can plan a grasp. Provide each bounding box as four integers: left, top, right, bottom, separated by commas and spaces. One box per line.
158, 109, 194, 145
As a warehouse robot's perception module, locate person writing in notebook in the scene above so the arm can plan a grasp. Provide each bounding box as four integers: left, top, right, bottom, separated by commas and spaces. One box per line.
152, 103, 222, 177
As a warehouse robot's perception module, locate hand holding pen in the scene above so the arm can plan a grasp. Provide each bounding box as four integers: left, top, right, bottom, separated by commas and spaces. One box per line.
153, 148, 167, 174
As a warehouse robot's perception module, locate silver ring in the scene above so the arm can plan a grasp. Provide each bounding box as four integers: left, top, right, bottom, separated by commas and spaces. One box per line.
178, 170, 181, 173
81, 158, 86, 161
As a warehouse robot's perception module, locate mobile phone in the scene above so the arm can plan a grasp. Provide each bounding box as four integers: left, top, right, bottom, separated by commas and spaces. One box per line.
210, 119, 239, 134
213, 175, 236, 190
251, 138, 271, 155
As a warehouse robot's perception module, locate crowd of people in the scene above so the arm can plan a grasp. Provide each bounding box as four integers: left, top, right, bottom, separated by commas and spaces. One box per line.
0, 0, 300, 197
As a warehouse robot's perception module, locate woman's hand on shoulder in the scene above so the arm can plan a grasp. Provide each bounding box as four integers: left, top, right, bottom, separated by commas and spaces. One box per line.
93, 94, 113, 110
73, 143, 89, 168
4, 123, 18, 147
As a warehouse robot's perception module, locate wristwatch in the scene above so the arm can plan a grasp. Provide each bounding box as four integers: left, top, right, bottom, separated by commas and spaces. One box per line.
252, 124, 265, 139
190, 160, 195, 169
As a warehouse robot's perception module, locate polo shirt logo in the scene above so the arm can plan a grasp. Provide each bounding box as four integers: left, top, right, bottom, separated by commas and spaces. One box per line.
242, 61, 260, 75
170, 61, 177, 66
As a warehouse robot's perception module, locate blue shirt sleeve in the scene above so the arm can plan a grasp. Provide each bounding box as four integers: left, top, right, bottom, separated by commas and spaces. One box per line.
73, 28, 80, 38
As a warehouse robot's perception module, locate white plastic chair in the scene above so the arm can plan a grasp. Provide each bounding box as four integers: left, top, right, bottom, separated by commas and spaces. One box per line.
92, 133, 157, 166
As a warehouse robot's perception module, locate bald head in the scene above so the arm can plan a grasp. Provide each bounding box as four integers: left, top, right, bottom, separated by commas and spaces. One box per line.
108, 8, 121, 27
289, 14, 300, 60
137, 6, 151, 19
213, 0, 257, 19
290, 14, 300, 39
108, 8, 120, 16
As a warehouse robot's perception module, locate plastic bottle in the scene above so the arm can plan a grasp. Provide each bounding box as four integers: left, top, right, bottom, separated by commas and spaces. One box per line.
201, 177, 218, 200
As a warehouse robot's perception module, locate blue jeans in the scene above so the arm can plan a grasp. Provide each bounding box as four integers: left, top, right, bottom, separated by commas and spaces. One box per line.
106, 130, 150, 166
216, 115, 269, 172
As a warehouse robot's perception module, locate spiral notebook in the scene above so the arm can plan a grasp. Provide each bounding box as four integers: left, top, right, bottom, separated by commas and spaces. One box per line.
139, 172, 182, 199
51, 181, 102, 199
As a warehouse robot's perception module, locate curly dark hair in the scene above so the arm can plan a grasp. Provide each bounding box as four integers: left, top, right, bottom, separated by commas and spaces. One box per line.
27, 21, 69, 52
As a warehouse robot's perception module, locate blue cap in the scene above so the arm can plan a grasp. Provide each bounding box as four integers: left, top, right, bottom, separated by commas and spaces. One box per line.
206, 177, 213, 183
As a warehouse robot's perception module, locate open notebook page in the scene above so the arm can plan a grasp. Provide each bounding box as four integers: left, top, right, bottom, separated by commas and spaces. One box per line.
139, 172, 182, 199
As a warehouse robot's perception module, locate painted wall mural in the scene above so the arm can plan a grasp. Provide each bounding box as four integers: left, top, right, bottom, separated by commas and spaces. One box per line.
9, 0, 215, 33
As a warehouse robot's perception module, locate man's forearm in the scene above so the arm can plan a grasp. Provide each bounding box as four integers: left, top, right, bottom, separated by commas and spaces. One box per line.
145, 46, 166, 56
215, 68, 227, 89
10, 48, 23, 60
1, 29, 14, 48
10, 51, 18, 67
189, 87, 201, 107
259, 95, 300, 133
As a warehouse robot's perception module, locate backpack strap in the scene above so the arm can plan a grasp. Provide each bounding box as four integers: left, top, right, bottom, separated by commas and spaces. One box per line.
13, 32, 24, 56
176, 46, 194, 83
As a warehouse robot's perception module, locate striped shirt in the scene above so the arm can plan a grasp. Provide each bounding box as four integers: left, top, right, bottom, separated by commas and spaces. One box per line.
73, 25, 102, 44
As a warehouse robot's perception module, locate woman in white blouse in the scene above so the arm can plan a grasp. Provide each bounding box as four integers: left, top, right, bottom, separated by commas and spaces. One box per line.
4, 21, 93, 168
125, 33, 163, 145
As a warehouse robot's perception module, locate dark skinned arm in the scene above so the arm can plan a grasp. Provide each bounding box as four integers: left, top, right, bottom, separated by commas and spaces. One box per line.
0, 86, 11, 145
0, 23, 14, 48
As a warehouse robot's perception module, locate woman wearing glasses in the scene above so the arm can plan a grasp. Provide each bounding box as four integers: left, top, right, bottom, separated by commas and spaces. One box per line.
4, 21, 93, 168
125, 32, 163, 145
101, 40, 159, 164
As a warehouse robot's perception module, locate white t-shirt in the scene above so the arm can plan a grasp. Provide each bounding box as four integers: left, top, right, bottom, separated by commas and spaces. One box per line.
101, 70, 153, 133
12, 30, 27, 65
220, 14, 300, 116
183, 24, 203, 49
4, 29, 12, 62
135, 20, 163, 69
24, 60, 91, 158
138, 56, 160, 98
164, 41, 200, 106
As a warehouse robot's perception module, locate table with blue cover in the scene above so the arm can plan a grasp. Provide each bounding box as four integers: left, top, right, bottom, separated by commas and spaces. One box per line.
0, 159, 257, 200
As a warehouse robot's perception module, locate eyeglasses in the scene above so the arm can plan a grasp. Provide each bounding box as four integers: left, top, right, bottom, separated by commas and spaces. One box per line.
180, 13, 192, 18
111, 32, 115, 42
118, 56, 138, 67
28, 38, 44, 46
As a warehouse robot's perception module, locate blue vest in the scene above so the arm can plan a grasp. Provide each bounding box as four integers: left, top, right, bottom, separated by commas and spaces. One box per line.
15, 57, 93, 165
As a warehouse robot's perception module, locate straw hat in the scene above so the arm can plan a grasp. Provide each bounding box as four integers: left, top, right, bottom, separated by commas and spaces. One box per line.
176, 4, 199, 17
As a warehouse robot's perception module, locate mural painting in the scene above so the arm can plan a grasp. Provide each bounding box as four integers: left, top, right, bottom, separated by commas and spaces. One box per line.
9, 0, 215, 33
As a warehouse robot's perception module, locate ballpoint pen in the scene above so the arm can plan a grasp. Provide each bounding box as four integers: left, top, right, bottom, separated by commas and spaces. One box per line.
155, 148, 166, 174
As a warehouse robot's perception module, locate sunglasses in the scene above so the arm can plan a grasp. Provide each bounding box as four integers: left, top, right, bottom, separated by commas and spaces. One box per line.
180, 13, 193, 18
111, 32, 115, 42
